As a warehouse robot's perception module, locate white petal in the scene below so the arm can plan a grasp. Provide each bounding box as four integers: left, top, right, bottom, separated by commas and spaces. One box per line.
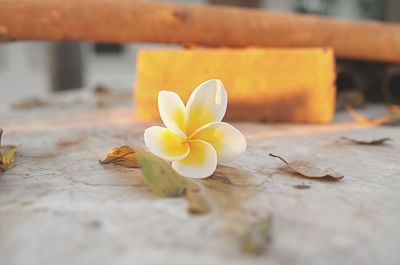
172, 140, 217, 179
192, 122, 246, 163
185, 79, 228, 136
144, 126, 190, 161
158, 91, 186, 138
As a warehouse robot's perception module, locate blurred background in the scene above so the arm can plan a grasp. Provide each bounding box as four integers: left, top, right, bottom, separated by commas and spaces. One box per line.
0, 0, 399, 105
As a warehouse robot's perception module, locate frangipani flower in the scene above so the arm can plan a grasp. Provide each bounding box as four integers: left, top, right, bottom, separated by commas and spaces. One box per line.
144, 79, 246, 179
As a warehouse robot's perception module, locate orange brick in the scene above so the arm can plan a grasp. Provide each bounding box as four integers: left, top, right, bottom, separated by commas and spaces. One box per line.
134, 48, 336, 123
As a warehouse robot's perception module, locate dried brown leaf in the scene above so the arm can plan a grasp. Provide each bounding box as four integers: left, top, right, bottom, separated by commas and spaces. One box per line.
0, 129, 2, 161
93, 85, 131, 98
269, 153, 344, 180
241, 216, 272, 255
347, 105, 400, 126
185, 189, 211, 215
387, 104, 400, 114
100, 145, 139, 168
0, 130, 18, 172
341, 136, 392, 145
57, 137, 86, 148
11, 97, 50, 110
293, 183, 311, 190
94, 85, 113, 95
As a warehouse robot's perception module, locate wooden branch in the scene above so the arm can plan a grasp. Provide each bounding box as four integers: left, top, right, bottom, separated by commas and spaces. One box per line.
1, 0, 400, 62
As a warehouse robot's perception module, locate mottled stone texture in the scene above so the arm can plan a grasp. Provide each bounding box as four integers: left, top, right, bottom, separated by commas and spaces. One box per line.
1, 94, 399, 265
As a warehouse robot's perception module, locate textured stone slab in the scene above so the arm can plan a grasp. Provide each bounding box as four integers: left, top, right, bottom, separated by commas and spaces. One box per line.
0, 93, 399, 265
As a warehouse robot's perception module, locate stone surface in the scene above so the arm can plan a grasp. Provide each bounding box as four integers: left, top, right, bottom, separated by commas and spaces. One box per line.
0, 92, 399, 265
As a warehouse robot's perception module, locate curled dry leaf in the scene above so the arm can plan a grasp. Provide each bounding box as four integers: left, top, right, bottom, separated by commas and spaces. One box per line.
11, 97, 50, 110
341, 136, 392, 145
100, 145, 139, 168
93, 85, 131, 98
0, 129, 18, 172
269, 153, 344, 180
241, 216, 272, 255
346, 105, 400, 126
185, 188, 211, 214
100, 146, 199, 198
94, 85, 113, 95
0, 145, 18, 171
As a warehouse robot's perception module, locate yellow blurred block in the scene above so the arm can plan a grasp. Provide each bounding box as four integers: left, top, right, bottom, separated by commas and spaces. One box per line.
134, 48, 336, 123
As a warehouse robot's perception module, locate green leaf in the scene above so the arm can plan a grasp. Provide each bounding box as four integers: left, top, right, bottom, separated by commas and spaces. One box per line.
134, 148, 199, 197
100, 146, 199, 198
